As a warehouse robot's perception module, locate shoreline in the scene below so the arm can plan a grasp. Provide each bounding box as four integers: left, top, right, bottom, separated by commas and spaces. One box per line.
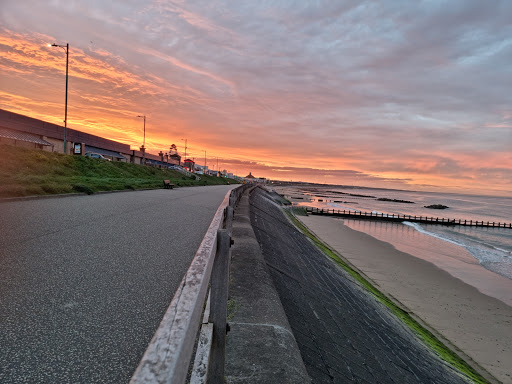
340, 218, 512, 306
298, 213, 512, 383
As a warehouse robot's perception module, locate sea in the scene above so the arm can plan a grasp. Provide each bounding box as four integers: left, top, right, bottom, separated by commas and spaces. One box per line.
290, 185, 512, 305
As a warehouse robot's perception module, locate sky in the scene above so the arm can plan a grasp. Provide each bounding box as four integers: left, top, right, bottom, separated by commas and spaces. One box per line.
1, 1, 511, 196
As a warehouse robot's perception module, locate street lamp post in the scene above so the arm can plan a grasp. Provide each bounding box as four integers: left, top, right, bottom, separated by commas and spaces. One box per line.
203, 150, 207, 174
137, 115, 146, 165
49, 43, 69, 154
181, 138, 188, 161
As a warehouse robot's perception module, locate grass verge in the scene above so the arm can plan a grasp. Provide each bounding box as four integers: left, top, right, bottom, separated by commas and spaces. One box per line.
284, 208, 489, 384
0, 144, 239, 198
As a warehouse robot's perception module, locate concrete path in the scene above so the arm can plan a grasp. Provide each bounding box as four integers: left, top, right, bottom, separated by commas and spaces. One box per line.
0, 185, 234, 383
249, 188, 469, 383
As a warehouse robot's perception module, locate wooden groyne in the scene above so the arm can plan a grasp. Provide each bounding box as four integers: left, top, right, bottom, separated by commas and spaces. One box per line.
305, 207, 512, 228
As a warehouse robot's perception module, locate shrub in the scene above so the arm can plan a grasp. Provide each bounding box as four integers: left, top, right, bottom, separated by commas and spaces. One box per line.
41, 184, 65, 194
72, 184, 94, 195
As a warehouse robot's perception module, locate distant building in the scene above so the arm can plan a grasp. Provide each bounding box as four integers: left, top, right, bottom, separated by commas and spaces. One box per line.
0, 108, 175, 167
183, 158, 195, 171
169, 153, 181, 165
244, 172, 266, 184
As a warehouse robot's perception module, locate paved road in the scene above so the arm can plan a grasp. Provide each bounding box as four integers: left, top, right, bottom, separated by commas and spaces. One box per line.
250, 188, 469, 383
0, 185, 234, 383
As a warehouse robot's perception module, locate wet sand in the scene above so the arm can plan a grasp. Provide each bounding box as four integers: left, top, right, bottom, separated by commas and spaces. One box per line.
298, 213, 512, 383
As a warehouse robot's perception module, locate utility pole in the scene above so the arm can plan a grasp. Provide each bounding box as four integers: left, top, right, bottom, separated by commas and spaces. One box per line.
49, 42, 69, 154
137, 115, 146, 165
181, 138, 187, 160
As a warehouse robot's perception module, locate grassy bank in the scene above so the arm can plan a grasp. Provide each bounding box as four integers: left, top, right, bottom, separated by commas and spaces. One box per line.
283, 208, 489, 384
0, 144, 238, 198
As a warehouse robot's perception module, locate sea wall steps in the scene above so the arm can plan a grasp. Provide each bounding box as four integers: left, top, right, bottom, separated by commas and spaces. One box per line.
306, 207, 512, 228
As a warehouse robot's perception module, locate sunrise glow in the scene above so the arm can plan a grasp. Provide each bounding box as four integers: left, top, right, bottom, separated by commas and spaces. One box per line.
1, 2, 511, 196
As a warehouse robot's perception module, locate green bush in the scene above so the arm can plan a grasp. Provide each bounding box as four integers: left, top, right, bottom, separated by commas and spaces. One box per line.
72, 184, 94, 195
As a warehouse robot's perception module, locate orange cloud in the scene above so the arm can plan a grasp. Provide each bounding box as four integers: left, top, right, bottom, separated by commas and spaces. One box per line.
1, 24, 511, 198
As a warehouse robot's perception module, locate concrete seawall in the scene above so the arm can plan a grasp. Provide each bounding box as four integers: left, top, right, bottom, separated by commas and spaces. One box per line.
225, 188, 310, 383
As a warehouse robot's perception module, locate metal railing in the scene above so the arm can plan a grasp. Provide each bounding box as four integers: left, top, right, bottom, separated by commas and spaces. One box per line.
130, 184, 249, 384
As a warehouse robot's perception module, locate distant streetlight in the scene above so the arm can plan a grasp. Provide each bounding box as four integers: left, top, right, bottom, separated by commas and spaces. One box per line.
203, 150, 207, 173
181, 138, 188, 160
137, 115, 146, 165
48, 42, 69, 154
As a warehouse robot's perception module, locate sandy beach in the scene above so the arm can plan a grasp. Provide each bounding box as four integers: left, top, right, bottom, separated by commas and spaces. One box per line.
297, 213, 512, 383
274, 187, 512, 383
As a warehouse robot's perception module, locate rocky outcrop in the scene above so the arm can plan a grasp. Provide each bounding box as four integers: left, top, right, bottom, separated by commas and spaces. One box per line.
424, 204, 449, 209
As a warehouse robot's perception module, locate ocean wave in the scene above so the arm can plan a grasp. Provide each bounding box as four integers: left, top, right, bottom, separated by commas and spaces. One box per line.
402, 222, 464, 247
402, 221, 512, 279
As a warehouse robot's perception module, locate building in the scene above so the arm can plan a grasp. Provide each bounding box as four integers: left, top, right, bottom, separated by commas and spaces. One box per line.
0, 108, 174, 167
0, 108, 132, 161
183, 158, 195, 171
169, 153, 181, 165
244, 172, 266, 184
195, 165, 209, 174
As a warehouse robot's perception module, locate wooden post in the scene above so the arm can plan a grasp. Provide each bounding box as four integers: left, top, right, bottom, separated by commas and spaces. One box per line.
208, 229, 231, 383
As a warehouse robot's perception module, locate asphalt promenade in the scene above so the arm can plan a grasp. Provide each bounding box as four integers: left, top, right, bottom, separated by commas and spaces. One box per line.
0, 185, 234, 383
242, 187, 470, 383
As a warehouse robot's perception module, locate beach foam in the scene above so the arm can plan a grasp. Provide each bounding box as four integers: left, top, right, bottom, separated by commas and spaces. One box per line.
403, 221, 512, 280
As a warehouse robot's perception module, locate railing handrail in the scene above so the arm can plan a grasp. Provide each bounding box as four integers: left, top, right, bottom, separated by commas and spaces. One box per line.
130, 184, 248, 384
